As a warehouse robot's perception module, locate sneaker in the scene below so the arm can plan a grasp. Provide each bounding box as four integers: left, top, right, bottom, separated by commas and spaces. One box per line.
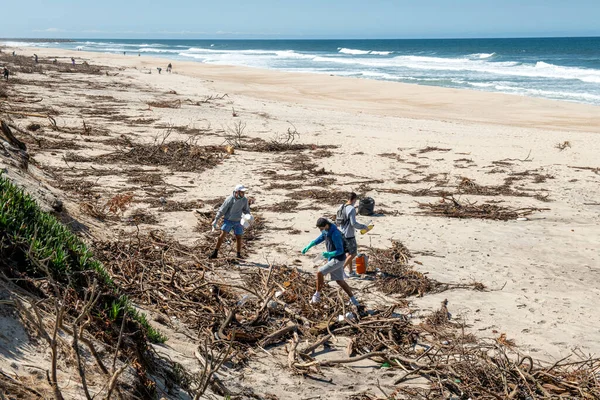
356, 305, 368, 317
209, 250, 218, 259
310, 293, 321, 304
236, 252, 244, 259
348, 297, 360, 307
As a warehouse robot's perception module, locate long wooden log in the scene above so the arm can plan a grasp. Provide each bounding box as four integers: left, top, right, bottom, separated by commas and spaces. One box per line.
294, 351, 387, 368
1, 120, 26, 150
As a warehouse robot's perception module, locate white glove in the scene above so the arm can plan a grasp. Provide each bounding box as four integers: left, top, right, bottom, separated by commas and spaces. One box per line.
212, 220, 219, 229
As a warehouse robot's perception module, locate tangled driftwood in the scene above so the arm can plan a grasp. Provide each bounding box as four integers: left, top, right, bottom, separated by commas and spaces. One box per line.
418, 196, 548, 221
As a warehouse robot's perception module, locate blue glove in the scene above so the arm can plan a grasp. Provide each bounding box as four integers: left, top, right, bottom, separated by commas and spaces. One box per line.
322, 251, 337, 258
302, 242, 315, 254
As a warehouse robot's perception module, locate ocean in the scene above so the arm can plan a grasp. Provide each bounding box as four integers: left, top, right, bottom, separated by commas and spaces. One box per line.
4, 37, 600, 106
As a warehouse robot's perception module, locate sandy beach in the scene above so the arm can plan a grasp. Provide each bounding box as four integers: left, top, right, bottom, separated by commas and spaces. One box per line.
1, 44, 599, 398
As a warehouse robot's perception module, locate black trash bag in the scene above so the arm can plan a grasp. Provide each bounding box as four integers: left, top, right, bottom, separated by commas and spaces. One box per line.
358, 197, 375, 216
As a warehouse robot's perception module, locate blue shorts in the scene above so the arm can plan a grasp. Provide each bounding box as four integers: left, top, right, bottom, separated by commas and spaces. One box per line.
221, 219, 244, 236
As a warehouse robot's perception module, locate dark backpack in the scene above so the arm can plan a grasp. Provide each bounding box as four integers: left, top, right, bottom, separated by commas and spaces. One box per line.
335, 204, 348, 227
358, 197, 375, 216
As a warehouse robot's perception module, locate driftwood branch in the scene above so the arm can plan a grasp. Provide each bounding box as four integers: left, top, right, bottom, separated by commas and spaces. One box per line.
1, 120, 26, 150
193, 337, 234, 399
288, 332, 300, 369
260, 323, 297, 347
103, 365, 127, 400
294, 351, 387, 368
71, 281, 101, 400
0, 119, 29, 169
299, 334, 332, 355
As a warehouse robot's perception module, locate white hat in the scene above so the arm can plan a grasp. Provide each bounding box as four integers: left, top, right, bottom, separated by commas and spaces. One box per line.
234, 184, 248, 192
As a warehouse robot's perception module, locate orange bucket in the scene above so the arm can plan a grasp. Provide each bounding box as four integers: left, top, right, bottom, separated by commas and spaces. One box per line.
355, 254, 367, 275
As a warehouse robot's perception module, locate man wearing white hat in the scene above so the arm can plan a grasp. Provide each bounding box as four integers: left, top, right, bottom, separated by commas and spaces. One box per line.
209, 184, 252, 259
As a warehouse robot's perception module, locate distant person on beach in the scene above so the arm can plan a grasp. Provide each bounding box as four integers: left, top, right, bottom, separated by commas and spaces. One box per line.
157, 67, 162, 74
302, 217, 362, 306
33, 54, 38, 63
12, 51, 15, 56
209, 184, 252, 260
53, 58, 57, 64
167, 63, 172, 73
336, 192, 370, 277
123, 51, 126, 55
71, 57, 75, 66
3, 67, 9, 81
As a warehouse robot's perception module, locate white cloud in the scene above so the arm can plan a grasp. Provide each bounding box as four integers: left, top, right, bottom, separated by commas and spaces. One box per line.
32, 27, 67, 33
26, 27, 281, 37
156, 30, 210, 35
215, 30, 281, 36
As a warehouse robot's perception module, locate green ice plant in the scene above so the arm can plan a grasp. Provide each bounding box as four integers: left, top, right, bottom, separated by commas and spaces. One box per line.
108, 298, 124, 321
0, 174, 166, 343
127, 305, 167, 343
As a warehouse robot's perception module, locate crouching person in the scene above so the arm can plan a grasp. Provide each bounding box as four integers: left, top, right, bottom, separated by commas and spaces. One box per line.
209, 184, 251, 259
302, 217, 361, 306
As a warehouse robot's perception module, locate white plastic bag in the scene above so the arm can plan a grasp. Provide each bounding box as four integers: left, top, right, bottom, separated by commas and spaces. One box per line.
241, 213, 254, 229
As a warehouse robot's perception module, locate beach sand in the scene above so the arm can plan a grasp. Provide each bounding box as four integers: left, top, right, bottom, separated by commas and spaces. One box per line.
1, 45, 599, 398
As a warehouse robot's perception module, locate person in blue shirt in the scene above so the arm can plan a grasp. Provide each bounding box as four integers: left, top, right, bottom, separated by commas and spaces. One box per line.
302, 217, 361, 305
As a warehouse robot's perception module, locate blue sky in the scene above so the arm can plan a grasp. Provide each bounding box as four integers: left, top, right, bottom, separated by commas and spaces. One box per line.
3, 0, 599, 39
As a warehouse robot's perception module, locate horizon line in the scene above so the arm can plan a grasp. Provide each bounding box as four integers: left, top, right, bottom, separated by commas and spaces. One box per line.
2, 35, 600, 42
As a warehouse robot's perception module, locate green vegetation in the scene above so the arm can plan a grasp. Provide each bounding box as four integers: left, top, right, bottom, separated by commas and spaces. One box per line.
0, 174, 112, 285
126, 304, 167, 343
109, 297, 126, 321
0, 174, 166, 343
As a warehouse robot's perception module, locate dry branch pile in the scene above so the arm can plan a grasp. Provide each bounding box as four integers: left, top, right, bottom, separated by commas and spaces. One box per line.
97, 142, 229, 172
0, 53, 107, 76
418, 196, 548, 221
367, 241, 485, 297
92, 230, 337, 363
127, 208, 159, 225
458, 177, 551, 201
262, 171, 304, 181
418, 146, 451, 154
379, 325, 600, 399
92, 231, 231, 326
286, 189, 348, 206
148, 198, 203, 212
380, 187, 451, 198
265, 182, 302, 190
147, 99, 181, 109
368, 241, 439, 296
261, 200, 300, 213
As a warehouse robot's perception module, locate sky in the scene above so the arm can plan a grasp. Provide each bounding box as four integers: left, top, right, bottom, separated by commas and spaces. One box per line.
2, 0, 600, 39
